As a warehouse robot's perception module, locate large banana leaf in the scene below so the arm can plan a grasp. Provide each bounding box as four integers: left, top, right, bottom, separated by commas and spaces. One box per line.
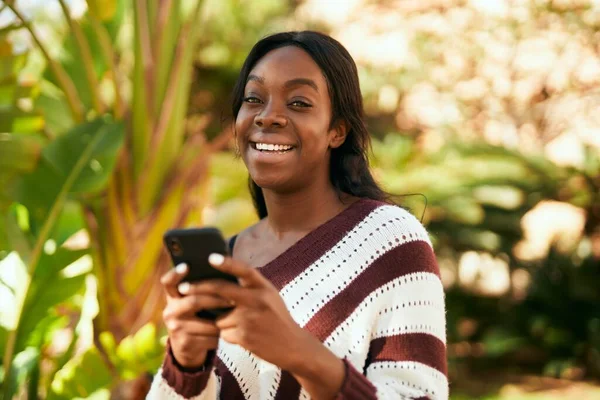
14, 118, 124, 234
2, 118, 124, 399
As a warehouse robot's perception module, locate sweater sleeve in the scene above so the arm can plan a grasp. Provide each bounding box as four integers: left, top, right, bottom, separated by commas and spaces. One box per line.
335, 221, 448, 400
146, 342, 219, 399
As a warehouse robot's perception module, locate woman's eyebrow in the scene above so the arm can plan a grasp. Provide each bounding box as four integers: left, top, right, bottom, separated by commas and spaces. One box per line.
284, 78, 319, 92
246, 74, 319, 93
247, 74, 264, 84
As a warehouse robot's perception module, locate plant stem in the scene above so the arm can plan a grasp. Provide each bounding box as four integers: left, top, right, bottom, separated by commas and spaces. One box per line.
135, 0, 155, 113
4, 2, 84, 122
88, 15, 125, 119
57, 0, 104, 115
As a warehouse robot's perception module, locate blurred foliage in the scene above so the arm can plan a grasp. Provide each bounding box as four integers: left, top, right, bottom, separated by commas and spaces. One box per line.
1, 0, 207, 398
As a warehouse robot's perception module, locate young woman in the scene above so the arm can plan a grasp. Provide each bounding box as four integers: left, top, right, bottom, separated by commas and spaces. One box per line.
148, 31, 448, 400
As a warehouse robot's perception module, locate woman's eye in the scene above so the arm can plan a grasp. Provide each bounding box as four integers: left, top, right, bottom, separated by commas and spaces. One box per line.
290, 100, 311, 108
244, 96, 261, 104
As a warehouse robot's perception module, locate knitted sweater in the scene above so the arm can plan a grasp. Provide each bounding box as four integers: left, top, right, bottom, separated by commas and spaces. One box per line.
147, 199, 448, 399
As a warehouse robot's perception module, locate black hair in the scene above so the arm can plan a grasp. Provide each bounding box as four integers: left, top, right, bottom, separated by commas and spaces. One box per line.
232, 31, 389, 219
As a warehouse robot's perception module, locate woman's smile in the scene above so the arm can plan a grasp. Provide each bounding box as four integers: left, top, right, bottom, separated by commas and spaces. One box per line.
248, 140, 297, 163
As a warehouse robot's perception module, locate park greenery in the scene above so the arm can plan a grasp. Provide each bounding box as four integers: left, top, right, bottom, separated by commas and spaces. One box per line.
0, 0, 599, 399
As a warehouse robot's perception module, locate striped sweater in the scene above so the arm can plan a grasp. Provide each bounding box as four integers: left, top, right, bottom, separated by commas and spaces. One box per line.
147, 199, 448, 399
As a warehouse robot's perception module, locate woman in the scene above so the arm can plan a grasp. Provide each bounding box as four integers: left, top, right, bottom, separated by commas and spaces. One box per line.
148, 31, 447, 400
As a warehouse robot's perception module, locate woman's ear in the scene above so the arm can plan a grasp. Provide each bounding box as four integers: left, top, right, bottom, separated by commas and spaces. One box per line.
329, 120, 349, 149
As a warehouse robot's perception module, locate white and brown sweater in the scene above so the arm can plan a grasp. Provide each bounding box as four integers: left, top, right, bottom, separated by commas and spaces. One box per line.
147, 199, 448, 399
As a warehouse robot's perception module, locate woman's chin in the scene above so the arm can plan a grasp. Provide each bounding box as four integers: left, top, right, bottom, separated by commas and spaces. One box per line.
251, 174, 295, 192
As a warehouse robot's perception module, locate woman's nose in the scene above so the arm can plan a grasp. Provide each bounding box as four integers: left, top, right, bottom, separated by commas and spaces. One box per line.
254, 104, 287, 128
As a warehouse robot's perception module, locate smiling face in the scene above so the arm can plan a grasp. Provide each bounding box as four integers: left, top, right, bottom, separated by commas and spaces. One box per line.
235, 46, 346, 193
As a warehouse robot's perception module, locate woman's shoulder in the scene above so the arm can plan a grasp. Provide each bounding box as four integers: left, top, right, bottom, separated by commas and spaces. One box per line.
227, 220, 263, 255
358, 199, 433, 248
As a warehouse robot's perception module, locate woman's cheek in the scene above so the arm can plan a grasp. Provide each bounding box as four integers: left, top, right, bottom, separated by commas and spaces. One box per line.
236, 107, 255, 129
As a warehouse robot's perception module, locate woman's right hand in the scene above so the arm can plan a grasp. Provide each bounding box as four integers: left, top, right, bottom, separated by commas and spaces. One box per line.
161, 263, 230, 368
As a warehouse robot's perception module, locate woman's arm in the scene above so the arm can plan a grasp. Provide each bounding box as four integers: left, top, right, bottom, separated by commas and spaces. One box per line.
148, 264, 226, 399
146, 343, 219, 399
291, 215, 448, 399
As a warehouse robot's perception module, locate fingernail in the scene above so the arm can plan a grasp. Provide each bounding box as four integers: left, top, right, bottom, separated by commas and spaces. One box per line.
178, 282, 190, 294
208, 253, 224, 267
175, 263, 187, 274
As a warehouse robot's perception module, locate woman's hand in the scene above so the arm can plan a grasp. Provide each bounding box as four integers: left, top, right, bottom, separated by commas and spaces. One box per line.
177, 254, 306, 370
160, 263, 233, 368
178, 254, 346, 399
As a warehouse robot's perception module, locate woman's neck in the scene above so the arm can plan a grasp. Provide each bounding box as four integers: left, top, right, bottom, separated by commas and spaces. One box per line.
262, 184, 352, 238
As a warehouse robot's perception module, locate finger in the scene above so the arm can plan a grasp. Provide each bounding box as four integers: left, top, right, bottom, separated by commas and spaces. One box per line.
180, 294, 236, 315
208, 254, 267, 287
219, 327, 241, 346
179, 282, 237, 306
215, 313, 238, 330
164, 293, 231, 319
161, 263, 188, 298
168, 294, 234, 318
165, 317, 221, 337
181, 279, 253, 305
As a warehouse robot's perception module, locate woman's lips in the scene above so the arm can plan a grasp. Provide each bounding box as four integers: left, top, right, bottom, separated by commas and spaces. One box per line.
248, 142, 296, 162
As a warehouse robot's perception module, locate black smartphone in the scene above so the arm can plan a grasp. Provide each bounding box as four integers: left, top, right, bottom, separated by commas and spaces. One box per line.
163, 227, 238, 320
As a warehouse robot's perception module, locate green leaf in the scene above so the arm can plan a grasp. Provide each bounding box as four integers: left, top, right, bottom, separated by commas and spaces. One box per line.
0, 206, 32, 262
4, 347, 40, 399
0, 133, 45, 210
24, 313, 68, 351
87, 0, 118, 21
154, 0, 182, 112
34, 247, 88, 283
42, 10, 119, 112
48, 346, 113, 400
0, 133, 45, 171
482, 329, 526, 357
43, 119, 124, 194
131, 0, 153, 181
51, 201, 86, 247
0, 109, 45, 133
0, 324, 8, 357
16, 273, 87, 355
14, 117, 124, 233
0, 40, 27, 83
115, 323, 164, 378
138, 9, 202, 214
34, 82, 76, 136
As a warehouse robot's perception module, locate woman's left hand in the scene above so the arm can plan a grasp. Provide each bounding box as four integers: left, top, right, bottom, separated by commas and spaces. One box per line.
179, 253, 346, 399
177, 253, 309, 372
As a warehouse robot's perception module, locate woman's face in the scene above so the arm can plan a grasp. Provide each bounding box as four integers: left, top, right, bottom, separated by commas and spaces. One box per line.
235, 46, 344, 193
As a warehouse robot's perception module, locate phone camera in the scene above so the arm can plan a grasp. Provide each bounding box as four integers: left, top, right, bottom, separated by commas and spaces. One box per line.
169, 238, 183, 256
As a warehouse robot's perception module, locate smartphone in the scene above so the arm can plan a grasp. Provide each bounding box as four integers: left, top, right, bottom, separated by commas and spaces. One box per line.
163, 227, 238, 320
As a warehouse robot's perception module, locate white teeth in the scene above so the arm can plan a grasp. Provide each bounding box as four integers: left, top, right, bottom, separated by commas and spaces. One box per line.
255, 143, 292, 152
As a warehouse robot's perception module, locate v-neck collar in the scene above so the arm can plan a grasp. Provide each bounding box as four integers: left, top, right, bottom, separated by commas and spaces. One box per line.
258, 198, 382, 290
